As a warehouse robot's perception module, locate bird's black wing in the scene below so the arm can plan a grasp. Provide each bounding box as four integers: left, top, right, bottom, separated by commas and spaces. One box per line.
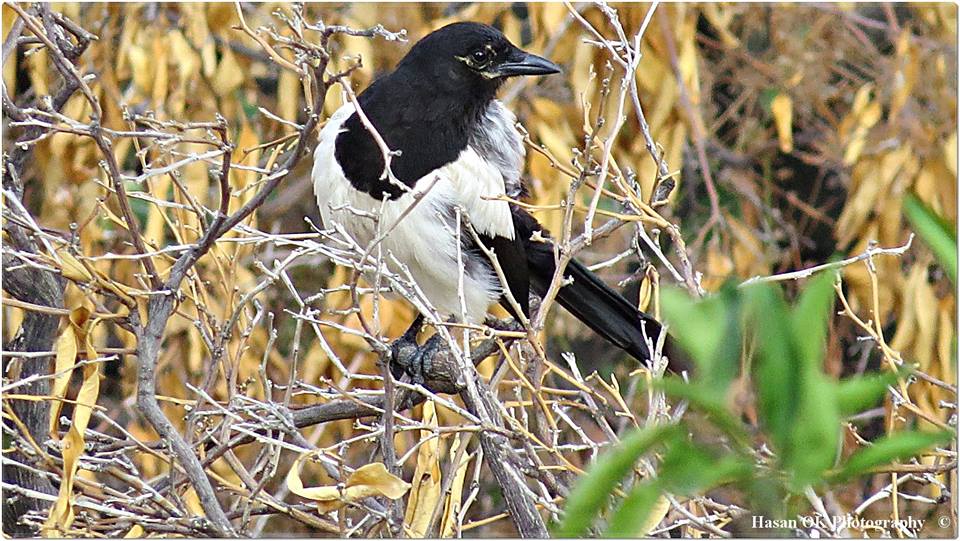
472, 231, 530, 319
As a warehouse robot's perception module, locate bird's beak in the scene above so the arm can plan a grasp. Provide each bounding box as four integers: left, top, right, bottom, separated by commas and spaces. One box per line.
494, 51, 561, 77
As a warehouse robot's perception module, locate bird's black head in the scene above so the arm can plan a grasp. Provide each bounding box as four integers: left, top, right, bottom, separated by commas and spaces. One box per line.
397, 22, 561, 97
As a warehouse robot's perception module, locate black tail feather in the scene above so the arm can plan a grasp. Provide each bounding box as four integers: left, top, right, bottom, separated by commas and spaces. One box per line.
525, 243, 662, 361
511, 208, 690, 373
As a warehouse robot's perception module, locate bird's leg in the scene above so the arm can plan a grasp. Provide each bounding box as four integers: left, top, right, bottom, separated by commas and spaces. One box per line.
483, 315, 524, 333
411, 331, 445, 385
388, 314, 425, 382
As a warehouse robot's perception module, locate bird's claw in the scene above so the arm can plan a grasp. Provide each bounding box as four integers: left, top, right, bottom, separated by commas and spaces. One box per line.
388, 333, 417, 382
388, 332, 444, 386
388, 314, 425, 381
483, 316, 524, 333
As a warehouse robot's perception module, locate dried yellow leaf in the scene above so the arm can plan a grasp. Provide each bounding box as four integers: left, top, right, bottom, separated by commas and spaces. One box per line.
440, 433, 473, 538
151, 32, 169, 107
843, 99, 882, 165
48, 306, 90, 438
127, 42, 153, 95
2, 5, 17, 94
770, 93, 793, 153
937, 300, 954, 383
201, 39, 217, 79
279, 69, 301, 123
678, 30, 700, 104
836, 160, 880, 246
27, 48, 49, 97
859, 100, 883, 129
727, 215, 765, 277
851, 83, 875, 117
169, 30, 199, 91
144, 174, 171, 248
637, 494, 672, 535
944, 132, 957, 177
287, 456, 410, 513
230, 120, 261, 196
57, 250, 93, 283
43, 316, 101, 535
404, 402, 442, 536
536, 123, 573, 168
538, 3, 569, 35
184, 487, 205, 516
913, 278, 938, 369
637, 270, 653, 314
703, 244, 734, 290
212, 47, 244, 97
48, 323, 77, 438
701, 4, 741, 48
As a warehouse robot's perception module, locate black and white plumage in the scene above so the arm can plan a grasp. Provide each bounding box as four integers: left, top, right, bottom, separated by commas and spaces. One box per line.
313, 22, 676, 367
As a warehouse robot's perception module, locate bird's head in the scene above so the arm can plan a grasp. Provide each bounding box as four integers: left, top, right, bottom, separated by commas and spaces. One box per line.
397, 22, 561, 95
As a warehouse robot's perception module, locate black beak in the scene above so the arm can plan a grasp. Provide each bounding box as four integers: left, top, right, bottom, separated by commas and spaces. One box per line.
495, 51, 561, 77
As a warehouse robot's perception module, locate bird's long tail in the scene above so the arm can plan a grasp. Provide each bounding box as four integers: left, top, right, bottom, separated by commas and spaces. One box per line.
512, 209, 689, 372
526, 243, 661, 362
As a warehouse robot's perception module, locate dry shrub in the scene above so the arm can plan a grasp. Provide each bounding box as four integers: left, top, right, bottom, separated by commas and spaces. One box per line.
2, 2, 955, 537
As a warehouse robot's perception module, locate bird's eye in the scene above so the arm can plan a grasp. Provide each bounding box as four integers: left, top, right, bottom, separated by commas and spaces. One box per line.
471, 49, 488, 65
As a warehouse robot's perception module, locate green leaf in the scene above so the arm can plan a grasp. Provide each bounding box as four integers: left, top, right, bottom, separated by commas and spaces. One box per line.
785, 372, 840, 489
603, 438, 753, 537
652, 378, 751, 450
554, 425, 680, 537
790, 270, 836, 370
743, 475, 788, 522
661, 284, 741, 388
744, 283, 798, 453
125, 181, 150, 229
605, 482, 662, 537
830, 430, 953, 484
657, 439, 753, 495
904, 192, 957, 284
836, 371, 900, 417
744, 273, 839, 488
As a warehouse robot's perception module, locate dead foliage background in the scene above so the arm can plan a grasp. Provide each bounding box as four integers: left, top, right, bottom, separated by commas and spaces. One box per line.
1, 2, 956, 538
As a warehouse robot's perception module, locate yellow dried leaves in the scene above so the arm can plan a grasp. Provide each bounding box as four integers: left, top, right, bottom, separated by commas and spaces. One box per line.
2, 4, 18, 93
770, 93, 793, 153
404, 402, 442, 536
43, 307, 103, 535
403, 403, 476, 537
2, 4, 955, 536
286, 457, 410, 513
212, 47, 245, 97
438, 434, 473, 537
636, 495, 671, 536
840, 83, 883, 166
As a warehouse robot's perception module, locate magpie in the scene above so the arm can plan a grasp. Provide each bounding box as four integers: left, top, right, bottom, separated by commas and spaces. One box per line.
313, 22, 680, 375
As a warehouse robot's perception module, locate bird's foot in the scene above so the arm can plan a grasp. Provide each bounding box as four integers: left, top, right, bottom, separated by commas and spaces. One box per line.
391, 332, 447, 386
388, 315, 427, 384
388, 332, 419, 382
483, 316, 524, 333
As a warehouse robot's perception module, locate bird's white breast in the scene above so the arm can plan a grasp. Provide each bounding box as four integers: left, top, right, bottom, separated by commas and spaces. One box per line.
312, 101, 523, 322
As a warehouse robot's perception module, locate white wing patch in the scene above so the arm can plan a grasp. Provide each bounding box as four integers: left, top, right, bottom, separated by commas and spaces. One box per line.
437, 146, 515, 240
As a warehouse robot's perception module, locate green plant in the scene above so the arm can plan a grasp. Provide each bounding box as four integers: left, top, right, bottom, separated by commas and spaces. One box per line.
904, 192, 957, 285
555, 273, 953, 537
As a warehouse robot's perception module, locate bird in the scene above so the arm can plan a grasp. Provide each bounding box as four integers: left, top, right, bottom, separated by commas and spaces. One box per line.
312, 22, 682, 380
